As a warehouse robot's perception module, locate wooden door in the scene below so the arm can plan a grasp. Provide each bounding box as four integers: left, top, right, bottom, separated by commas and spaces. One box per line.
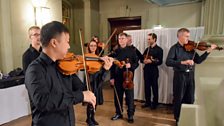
108, 16, 141, 51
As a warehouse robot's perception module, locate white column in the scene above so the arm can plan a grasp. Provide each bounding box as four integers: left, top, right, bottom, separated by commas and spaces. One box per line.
83, 0, 91, 42
0, 0, 14, 73
202, 0, 224, 43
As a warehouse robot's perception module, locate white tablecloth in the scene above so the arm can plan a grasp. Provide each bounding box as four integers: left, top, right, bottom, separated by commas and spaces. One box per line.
0, 84, 30, 125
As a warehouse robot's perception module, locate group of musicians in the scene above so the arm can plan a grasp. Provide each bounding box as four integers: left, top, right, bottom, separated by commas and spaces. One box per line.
22, 21, 217, 126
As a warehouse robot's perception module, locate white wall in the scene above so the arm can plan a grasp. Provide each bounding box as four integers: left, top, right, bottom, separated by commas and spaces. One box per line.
0, 0, 62, 73
99, 0, 202, 40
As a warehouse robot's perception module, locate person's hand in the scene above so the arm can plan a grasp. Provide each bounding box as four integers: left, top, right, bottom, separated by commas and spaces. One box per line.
181, 60, 194, 65
83, 91, 96, 108
143, 59, 152, 64
126, 63, 131, 68
101, 56, 113, 70
207, 44, 217, 53
110, 79, 114, 87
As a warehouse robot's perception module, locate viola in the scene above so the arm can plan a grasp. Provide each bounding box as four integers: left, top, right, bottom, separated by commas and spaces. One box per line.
122, 58, 134, 90
184, 40, 223, 52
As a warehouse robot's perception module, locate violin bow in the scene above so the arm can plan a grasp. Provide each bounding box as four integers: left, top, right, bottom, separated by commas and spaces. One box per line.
79, 29, 91, 91
98, 28, 117, 56
113, 85, 123, 113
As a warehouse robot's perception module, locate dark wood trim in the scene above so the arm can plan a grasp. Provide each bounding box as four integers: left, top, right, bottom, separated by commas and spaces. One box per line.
108, 16, 141, 22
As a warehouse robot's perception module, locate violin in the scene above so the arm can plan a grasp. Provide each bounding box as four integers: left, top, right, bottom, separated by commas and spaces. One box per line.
85, 53, 107, 74
144, 54, 159, 63
57, 52, 84, 75
123, 58, 134, 90
144, 47, 159, 63
184, 40, 223, 52
58, 52, 126, 75
85, 53, 126, 69
58, 52, 104, 75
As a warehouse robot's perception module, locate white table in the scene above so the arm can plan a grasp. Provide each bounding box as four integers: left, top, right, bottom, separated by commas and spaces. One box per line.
0, 84, 30, 125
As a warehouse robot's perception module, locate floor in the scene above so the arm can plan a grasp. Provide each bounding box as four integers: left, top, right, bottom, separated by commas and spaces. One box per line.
1, 85, 175, 126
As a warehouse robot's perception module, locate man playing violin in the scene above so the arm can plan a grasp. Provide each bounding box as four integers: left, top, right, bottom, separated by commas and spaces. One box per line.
110, 32, 138, 123
25, 21, 96, 126
166, 28, 217, 125
85, 40, 113, 126
141, 33, 163, 109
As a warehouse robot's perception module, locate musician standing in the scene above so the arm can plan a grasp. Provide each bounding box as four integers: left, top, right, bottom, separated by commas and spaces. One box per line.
85, 40, 113, 126
166, 28, 217, 124
110, 33, 138, 123
141, 33, 163, 109
25, 21, 96, 126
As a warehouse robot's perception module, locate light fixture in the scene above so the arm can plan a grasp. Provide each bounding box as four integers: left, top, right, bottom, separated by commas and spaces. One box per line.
153, 25, 163, 29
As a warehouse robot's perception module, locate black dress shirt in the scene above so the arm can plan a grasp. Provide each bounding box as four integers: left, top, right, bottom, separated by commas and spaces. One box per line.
129, 45, 143, 63
22, 44, 42, 73
110, 46, 138, 79
166, 42, 209, 72
25, 52, 84, 126
141, 45, 163, 70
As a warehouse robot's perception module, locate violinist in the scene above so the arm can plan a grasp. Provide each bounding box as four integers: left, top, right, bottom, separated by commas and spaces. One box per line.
110, 33, 138, 123
85, 40, 113, 126
166, 28, 217, 125
91, 35, 105, 56
25, 21, 96, 126
141, 33, 163, 109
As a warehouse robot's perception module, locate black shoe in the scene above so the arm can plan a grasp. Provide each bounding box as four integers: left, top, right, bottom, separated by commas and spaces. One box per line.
141, 103, 150, 108
91, 119, 99, 125
86, 119, 95, 126
151, 104, 157, 110
127, 116, 134, 123
111, 114, 123, 120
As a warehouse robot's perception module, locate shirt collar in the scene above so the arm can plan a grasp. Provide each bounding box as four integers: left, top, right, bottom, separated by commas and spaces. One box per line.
29, 44, 42, 52
177, 42, 183, 47
39, 52, 55, 65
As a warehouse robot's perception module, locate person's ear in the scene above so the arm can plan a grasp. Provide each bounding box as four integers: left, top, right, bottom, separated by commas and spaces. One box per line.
50, 39, 57, 48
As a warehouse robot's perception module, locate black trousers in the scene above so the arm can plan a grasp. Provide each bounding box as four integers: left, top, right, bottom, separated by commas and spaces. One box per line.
143, 68, 159, 106
173, 71, 195, 121
114, 77, 134, 116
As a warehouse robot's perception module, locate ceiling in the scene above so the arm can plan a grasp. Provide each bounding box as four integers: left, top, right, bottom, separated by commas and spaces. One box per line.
145, 0, 203, 6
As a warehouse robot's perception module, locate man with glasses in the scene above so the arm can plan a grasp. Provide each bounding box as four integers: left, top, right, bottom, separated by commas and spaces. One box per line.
22, 26, 42, 73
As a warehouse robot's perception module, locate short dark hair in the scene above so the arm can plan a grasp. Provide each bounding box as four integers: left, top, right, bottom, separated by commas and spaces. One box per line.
177, 28, 190, 37
40, 21, 69, 47
148, 33, 157, 42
